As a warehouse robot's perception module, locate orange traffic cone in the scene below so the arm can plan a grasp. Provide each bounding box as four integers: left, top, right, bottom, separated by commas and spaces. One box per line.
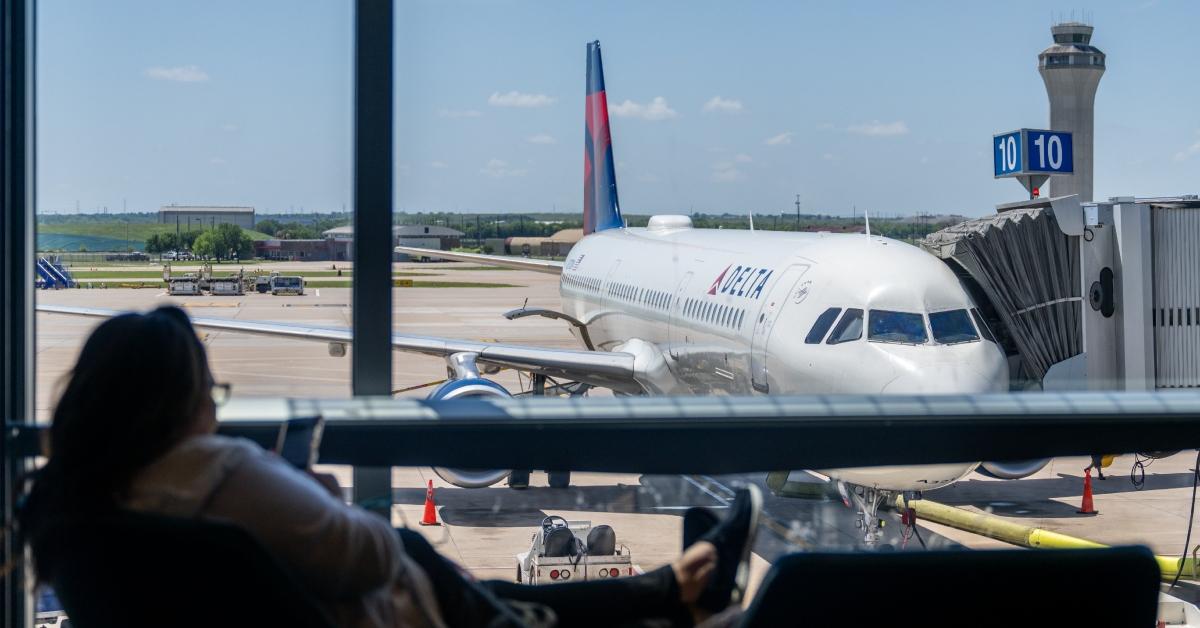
1078, 468, 1098, 515
420, 479, 440, 526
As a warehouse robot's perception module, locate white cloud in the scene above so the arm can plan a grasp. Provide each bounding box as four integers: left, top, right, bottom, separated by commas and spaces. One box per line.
430, 161, 448, 169
209, 157, 226, 165
480, 159, 527, 178
847, 120, 910, 137
1174, 132, 1200, 162
816, 122, 836, 130
636, 173, 660, 183
220, 123, 238, 132
734, 153, 753, 163
703, 96, 744, 113
821, 153, 837, 161
764, 132, 793, 146
488, 91, 556, 108
527, 133, 557, 145
712, 162, 746, 183
610, 97, 677, 121
145, 65, 209, 82
438, 108, 482, 118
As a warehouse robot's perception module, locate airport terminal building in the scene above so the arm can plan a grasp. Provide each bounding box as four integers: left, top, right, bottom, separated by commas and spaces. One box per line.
157, 205, 256, 230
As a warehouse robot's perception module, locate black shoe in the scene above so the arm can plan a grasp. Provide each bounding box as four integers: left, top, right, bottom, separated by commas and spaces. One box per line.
683, 507, 719, 549
696, 485, 762, 613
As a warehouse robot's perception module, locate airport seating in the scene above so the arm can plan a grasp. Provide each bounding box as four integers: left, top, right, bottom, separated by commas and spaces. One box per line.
38, 510, 335, 628
585, 524, 616, 555
738, 546, 1160, 627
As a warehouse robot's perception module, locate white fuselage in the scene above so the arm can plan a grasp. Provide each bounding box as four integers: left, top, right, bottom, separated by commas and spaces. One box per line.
557, 223, 1009, 491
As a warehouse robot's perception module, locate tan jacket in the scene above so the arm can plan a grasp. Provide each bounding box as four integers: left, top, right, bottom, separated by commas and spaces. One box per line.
124, 434, 444, 628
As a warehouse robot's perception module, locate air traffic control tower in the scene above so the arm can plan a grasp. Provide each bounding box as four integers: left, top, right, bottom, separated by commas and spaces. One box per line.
1038, 22, 1105, 201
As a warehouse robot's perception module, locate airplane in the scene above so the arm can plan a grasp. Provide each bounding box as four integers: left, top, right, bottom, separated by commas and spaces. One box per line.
40, 40, 1020, 544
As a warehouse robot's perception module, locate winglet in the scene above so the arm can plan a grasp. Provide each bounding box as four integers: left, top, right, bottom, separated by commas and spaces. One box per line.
584, 41, 623, 235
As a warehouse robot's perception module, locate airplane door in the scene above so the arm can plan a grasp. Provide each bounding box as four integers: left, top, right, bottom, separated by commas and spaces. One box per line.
668, 272, 693, 359
750, 264, 810, 393
597, 260, 622, 341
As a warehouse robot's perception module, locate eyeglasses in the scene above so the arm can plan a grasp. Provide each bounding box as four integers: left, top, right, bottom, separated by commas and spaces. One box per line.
210, 382, 232, 406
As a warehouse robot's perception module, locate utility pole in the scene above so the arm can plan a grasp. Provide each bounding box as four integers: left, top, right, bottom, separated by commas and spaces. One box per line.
794, 194, 801, 230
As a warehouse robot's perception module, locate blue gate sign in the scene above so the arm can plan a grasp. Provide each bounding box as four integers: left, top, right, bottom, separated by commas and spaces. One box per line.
993, 129, 1073, 178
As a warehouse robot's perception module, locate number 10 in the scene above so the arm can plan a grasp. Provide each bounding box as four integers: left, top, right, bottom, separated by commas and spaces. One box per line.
997, 136, 1017, 172
1033, 134, 1063, 170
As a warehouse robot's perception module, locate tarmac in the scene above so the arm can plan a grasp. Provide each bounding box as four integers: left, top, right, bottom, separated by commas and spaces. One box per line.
34, 260, 1200, 600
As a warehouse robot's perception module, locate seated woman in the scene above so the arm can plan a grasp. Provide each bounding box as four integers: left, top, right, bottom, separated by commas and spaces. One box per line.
19, 306, 760, 627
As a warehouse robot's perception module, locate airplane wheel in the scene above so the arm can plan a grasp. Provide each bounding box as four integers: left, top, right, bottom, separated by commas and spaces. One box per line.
548, 471, 571, 489
508, 470, 530, 489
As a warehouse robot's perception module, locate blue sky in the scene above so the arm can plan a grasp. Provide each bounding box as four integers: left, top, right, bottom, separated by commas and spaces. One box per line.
38, 1, 1199, 218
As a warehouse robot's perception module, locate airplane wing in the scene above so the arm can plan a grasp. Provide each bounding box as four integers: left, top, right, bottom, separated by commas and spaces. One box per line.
36, 304, 640, 393
394, 246, 563, 275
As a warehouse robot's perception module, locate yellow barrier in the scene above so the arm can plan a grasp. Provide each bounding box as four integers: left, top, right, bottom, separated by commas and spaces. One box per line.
894, 495, 1197, 580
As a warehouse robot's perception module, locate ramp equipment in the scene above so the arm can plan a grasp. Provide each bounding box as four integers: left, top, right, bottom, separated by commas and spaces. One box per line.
35, 256, 75, 289
922, 202, 1081, 383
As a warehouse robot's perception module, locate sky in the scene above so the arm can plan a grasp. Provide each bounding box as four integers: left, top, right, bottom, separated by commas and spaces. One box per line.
37, 0, 1200, 218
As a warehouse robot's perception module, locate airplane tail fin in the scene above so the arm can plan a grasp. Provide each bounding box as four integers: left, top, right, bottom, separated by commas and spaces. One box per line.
583, 41, 623, 235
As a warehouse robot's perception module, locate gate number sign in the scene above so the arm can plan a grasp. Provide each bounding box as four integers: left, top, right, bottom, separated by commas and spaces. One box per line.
993, 129, 1074, 178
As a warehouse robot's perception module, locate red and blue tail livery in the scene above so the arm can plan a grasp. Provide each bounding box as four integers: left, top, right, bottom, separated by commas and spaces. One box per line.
584, 41, 623, 235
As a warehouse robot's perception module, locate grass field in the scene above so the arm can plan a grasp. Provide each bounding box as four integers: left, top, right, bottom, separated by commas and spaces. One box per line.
39, 222, 274, 242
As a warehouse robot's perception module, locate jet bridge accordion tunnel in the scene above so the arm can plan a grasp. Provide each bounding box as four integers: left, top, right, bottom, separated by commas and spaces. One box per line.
923, 195, 1200, 392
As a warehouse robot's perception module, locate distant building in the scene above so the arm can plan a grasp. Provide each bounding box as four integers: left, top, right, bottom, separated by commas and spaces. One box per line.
506, 228, 583, 257
254, 238, 352, 262
320, 224, 464, 261
158, 205, 256, 230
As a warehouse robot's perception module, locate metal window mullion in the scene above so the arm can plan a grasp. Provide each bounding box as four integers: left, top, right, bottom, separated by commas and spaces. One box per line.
351, 0, 394, 515
2, 0, 36, 625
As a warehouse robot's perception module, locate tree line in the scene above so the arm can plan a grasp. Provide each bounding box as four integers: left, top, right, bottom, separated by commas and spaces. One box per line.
145, 224, 254, 261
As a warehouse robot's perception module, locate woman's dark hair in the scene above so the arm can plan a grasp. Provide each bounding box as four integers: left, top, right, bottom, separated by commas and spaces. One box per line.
19, 306, 213, 578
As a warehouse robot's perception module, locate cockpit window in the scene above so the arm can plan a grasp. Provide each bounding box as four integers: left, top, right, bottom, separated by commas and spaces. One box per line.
868, 310, 928, 344
805, 307, 842, 344
970, 308, 997, 343
826, 308, 863, 345
929, 309, 979, 344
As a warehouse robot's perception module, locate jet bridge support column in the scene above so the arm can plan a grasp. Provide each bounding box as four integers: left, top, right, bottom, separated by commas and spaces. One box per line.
1112, 201, 1153, 390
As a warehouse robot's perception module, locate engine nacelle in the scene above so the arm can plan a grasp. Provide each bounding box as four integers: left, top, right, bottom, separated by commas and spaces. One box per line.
427, 377, 513, 488
978, 458, 1052, 480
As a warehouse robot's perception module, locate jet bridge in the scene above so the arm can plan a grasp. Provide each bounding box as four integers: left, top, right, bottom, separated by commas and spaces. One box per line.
923, 195, 1200, 391
922, 199, 1081, 387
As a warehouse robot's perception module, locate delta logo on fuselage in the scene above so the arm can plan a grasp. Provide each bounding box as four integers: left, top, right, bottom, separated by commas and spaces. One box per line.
706, 264, 774, 299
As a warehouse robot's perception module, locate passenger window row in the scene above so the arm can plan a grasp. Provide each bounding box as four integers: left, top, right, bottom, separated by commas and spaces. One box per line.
682, 297, 746, 332
603, 281, 672, 312
562, 273, 601, 294
805, 307, 993, 346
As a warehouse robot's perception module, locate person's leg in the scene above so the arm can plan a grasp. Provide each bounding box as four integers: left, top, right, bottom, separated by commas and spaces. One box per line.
484, 565, 692, 628
396, 528, 525, 626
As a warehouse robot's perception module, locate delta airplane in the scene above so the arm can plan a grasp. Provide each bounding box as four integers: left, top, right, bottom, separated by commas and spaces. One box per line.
41, 41, 1017, 543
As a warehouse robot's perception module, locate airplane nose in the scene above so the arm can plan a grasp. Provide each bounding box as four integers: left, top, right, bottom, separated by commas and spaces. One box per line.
881, 366, 1003, 394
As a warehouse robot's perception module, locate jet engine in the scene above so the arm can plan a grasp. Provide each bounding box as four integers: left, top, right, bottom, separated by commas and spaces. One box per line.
426, 376, 514, 488
977, 459, 1051, 480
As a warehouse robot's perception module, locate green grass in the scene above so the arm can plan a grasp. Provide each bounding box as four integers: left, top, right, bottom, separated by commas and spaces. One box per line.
39, 222, 273, 241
